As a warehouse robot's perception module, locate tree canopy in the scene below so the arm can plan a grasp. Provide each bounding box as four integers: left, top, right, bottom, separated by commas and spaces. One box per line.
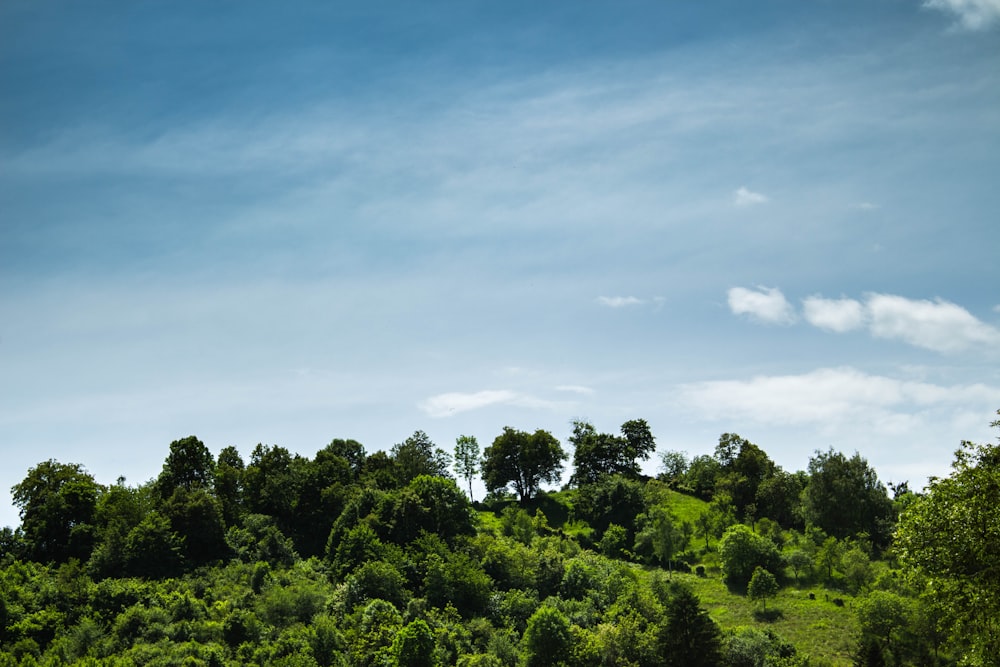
483, 427, 566, 502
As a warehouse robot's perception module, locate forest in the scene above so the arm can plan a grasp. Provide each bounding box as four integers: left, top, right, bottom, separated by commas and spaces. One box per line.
0, 411, 997, 667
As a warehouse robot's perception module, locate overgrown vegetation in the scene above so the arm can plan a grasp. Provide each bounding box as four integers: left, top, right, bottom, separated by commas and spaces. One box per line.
1, 412, 997, 666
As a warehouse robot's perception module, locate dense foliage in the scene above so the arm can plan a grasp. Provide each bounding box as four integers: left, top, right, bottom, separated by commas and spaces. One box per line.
1, 412, 996, 666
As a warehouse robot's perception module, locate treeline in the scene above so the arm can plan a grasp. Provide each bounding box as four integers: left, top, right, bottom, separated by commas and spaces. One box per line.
0, 413, 997, 666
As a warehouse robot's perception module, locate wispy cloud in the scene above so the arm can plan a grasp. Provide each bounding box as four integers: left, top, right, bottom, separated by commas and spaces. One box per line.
597, 296, 643, 308
418, 389, 558, 418
866, 293, 1000, 353
733, 186, 769, 207
924, 0, 1000, 30
555, 384, 595, 395
852, 201, 879, 211
677, 366, 999, 431
727, 286, 796, 325
803, 296, 865, 333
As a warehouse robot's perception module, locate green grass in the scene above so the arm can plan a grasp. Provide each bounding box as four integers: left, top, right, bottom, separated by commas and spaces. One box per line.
670, 570, 859, 666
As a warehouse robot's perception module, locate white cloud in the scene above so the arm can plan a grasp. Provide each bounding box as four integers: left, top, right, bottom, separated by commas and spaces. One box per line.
418, 389, 561, 418
852, 202, 879, 211
733, 186, 769, 206
866, 293, 1000, 353
727, 286, 796, 325
924, 0, 1000, 30
597, 296, 643, 308
676, 366, 999, 429
803, 296, 865, 333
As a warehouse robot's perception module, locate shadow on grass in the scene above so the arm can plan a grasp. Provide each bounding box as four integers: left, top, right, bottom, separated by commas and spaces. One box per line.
753, 608, 784, 623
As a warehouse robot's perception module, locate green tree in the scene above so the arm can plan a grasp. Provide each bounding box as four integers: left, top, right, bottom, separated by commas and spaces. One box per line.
634, 505, 684, 576
815, 536, 843, 582
855, 591, 909, 665
523, 606, 571, 667
453, 435, 481, 501
393, 619, 435, 667
214, 445, 245, 527
392, 430, 451, 485
747, 567, 779, 612
659, 584, 722, 667
570, 419, 656, 486
786, 549, 812, 585
895, 413, 1000, 665
11, 460, 100, 564
483, 427, 566, 503
154, 436, 214, 498
717, 524, 782, 588
659, 450, 689, 484
801, 448, 894, 550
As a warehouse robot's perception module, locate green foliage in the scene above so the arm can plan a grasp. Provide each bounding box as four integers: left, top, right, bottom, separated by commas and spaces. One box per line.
573, 475, 644, 541
155, 435, 215, 498
390, 475, 475, 545
522, 606, 571, 667
483, 428, 566, 503
895, 415, 1000, 665
747, 567, 779, 611
801, 449, 894, 550
454, 435, 481, 502
569, 419, 656, 486
392, 619, 435, 667
11, 460, 100, 564
392, 430, 452, 486
659, 583, 722, 667
718, 524, 783, 588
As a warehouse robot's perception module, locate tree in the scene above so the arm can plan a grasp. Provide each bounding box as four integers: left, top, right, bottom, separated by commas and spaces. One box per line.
154, 436, 214, 498
11, 460, 100, 563
659, 584, 723, 667
801, 448, 894, 550
570, 419, 656, 486
483, 427, 566, 502
747, 567, 779, 612
717, 524, 782, 588
856, 591, 910, 665
895, 412, 1000, 665
815, 536, 844, 582
392, 619, 435, 667
214, 446, 245, 527
392, 430, 452, 485
634, 505, 684, 576
659, 450, 689, 484
786, 549, 812, 585
523, 606, 572, 667
453, 435, 481, 501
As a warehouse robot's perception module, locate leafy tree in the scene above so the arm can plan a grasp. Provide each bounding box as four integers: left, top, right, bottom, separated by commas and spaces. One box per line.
243, 443, 299, 526
754, 469, 806, 529
393, 619, 435, 667
801, 448, 894, 550
392, 430, 451, 485
483, 427, 566, 503
815, 536, 844, 582
717, 524, 782, 588
154, 436, 214, 498
659, 450, 689, 484
659, 584, 722, 667
786, 549, 812, 585
714, 435, 776, 518
162, 486, 228, 565
214, 446, 245, 527
454, 435, 481, 501
895, 414, 1000, 664
523, 606, 572, 667
390, 475, 475, 545
855, 591, 910, 665
634, 505, 684, 576
573, 475, 644, 541
121, 511, 184, 578
683, 455, 722, 500
570, 419, 656, 486
747, 567, 778, 612
11, 460, 100, 564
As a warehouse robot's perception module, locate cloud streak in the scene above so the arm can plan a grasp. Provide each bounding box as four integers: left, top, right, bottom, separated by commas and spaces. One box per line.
597, 296, 643, 308
418, 390, 560, 418
733, 186, 768, 206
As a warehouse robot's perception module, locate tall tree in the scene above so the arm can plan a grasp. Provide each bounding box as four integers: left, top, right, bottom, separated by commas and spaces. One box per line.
391, 430, 451, 485
895, 412, 1000, 665
483, 427, 566, 502
659, 584, 722, 667
155, 435, 215, 498
453, 435, 481, 501
802, 448, 895, 550
11, 460, 100, 563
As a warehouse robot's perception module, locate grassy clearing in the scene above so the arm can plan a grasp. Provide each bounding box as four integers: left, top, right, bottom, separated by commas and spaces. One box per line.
671, 571, 859, 666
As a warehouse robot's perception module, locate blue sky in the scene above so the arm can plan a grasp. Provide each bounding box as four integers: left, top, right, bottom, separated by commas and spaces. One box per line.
2, 0, 999, 528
